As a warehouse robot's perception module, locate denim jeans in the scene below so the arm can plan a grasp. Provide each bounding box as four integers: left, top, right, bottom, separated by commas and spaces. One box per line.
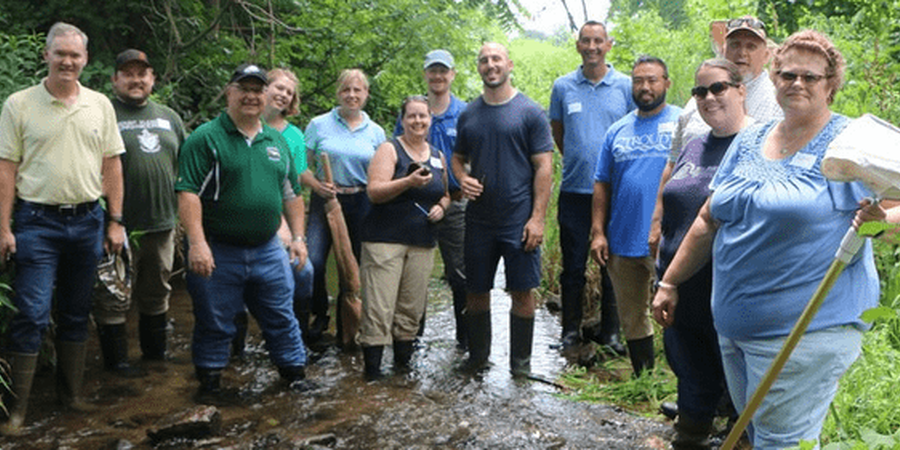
186, 235, 306, 369
306, 191, 370, 320
719, 326, 862, 449
7, 201, 105, 353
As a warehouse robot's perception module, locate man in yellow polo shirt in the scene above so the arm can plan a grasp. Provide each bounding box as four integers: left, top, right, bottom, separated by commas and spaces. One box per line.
0, 22, 126, 435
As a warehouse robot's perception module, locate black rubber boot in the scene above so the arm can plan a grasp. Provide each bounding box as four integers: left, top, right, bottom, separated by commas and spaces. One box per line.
362, 345, 384, 381
231, 311, 249, 359
509, 314, 534, 378
452, 288, 468, 350
392, 340, 415, 372
598, 269, 626, 356
463, 310, 491, 371
139, 312, 168, 361
194, 367, 235, 405
98, 324, 144, 378
672, 415, 714, 450
626, 335, 655, 377
294, 305, 310, 345
278, 365, 314, 391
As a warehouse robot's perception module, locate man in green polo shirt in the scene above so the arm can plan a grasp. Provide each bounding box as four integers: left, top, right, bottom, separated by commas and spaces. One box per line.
176, 64, 310, 403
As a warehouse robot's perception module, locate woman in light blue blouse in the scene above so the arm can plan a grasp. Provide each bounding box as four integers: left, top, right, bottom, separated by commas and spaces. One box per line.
301, 69, 386, 345
653, 30, 898, 449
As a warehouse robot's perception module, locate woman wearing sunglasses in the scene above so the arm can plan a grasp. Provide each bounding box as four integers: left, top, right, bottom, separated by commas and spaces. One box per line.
653, 31, 893, 449
650, 58, 750, 449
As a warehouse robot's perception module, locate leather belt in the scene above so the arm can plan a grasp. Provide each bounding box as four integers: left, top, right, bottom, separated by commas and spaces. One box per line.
18, 199, 99, 216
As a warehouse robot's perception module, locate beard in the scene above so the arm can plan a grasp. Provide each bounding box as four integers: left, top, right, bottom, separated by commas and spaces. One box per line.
634, 90, 667, 112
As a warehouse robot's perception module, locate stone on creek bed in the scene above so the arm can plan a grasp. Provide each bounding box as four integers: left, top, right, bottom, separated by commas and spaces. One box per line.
146, 405, 222, 443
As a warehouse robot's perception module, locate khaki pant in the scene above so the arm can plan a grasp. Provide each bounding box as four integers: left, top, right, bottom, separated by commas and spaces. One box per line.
606, 254, 655, 341
359, 242, 434, 346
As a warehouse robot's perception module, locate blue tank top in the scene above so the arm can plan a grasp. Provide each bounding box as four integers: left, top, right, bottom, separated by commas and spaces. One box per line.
362, 138, 446, 247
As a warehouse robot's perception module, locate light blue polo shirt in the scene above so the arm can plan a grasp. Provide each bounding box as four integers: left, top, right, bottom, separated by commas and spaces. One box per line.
304, 107, 386, 187
549, 65, 635, 194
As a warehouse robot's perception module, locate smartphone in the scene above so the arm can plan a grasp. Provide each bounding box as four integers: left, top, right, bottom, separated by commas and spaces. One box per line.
407, 162, 430, 176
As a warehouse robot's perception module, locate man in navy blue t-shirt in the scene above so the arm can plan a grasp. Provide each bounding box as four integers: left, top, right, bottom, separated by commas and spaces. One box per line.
451, 42, 554, 376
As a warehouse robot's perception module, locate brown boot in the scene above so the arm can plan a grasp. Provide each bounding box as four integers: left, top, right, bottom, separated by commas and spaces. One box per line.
0, 352, 38, 436
55, 341, 97, 412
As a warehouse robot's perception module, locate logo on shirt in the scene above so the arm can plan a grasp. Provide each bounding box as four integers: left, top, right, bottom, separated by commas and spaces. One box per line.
267, 147, 281, 161
138, 129, 161, 154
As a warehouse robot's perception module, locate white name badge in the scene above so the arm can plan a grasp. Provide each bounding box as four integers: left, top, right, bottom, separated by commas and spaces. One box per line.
658, 121, 677, 134
790, 152, 816, 171
430, 156, 443, 169
567, 102, 583, 114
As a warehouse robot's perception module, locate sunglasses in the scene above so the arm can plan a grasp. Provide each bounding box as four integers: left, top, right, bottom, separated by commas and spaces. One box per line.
727, 17, 766, 31
691, 81, 738, 99
776, 70, 828, 84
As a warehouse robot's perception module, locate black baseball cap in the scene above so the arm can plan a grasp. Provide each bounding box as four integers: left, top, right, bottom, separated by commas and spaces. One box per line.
230, 63, 268, 84
115, 49, 151, 71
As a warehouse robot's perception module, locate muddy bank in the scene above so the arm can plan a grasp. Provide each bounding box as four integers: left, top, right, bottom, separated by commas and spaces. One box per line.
0, 277, 672, 449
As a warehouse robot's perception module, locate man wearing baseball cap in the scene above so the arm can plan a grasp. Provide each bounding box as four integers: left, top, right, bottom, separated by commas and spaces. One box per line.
93, 49, 186, 376
176, 63, 309, 403
394, 49, 469, 347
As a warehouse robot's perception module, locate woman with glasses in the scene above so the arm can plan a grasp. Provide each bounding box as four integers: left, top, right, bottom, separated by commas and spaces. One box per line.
651, 58, 750, 449
303, 69, 386, 345
653, 31, 895, 448
358, 96, 449, 380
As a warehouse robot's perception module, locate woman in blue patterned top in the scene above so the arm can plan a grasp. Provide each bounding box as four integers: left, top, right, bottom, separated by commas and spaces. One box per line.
653, 30, 898, 449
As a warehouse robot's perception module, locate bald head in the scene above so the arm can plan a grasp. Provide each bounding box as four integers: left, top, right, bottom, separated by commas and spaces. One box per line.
477, 42, 513, 90
478, 42, 509, 60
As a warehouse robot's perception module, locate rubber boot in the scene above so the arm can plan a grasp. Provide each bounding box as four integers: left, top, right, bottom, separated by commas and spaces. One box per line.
392, 340, 415, 372
362, 345, 384, 381
463, 310, 491, 371
139, 312, 168, 361
509, 314, 534, 378
194, 367, 225, 405
231, 311, 249, 359
626, 335, 655, 378
0, 352, 38, 436
98, 324, 144, 378
56, 340, 97, 411
277, 365, 314, 391
293, 306, 310, 346
672, 415, 714, 450
452, 288, 468, 350
598, 268, 626, 356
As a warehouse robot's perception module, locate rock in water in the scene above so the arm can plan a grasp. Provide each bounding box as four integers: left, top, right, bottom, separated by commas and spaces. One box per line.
146, 405, 222, 443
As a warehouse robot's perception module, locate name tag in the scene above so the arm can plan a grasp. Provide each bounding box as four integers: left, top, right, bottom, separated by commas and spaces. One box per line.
567, 102, 582, 114
790, 152, 816, 170
446, 128, 457, 137
430, 156, 443, 169
658, 121, 677, 134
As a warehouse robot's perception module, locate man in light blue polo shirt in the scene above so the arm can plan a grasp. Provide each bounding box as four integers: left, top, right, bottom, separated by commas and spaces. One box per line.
549, 21, 634, 355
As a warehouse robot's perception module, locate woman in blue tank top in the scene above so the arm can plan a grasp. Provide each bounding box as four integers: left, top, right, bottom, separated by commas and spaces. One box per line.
358, 96, 450, 380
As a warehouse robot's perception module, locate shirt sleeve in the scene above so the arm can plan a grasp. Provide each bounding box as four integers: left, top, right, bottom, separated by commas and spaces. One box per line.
593, 126, 616, 183
174, 131, 213, 194
549, 81, 563, 122
0, 96, 23, 162
101, 97, 126, 157
527, 106, 554, 155
709, 128, 746, 192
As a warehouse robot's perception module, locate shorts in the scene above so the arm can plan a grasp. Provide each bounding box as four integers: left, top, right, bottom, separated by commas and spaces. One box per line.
464, 221, 540, 294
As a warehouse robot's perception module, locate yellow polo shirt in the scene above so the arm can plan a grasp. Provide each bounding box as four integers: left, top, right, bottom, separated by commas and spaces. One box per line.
0, 80, 125, 204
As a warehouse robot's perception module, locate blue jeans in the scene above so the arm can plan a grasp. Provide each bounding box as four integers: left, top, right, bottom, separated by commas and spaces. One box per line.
186, 235, 306, 369
306, 191, 370, 320
719, 326, 862, 449
7, 201, 104, 353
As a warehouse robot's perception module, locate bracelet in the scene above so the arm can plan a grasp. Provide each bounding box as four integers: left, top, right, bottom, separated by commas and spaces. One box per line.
109, 214, 124, 225
655, 280, 677, 291
292, 235, 306, 243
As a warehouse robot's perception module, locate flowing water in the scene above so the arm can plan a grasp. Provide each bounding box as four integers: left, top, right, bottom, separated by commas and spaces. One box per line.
0, 268, 672, 449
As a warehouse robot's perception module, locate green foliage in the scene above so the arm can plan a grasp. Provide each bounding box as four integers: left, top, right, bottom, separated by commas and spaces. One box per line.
0, 32, 45, 103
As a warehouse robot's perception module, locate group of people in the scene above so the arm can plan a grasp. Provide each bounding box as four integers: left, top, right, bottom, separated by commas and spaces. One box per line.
0, 16, 897, 450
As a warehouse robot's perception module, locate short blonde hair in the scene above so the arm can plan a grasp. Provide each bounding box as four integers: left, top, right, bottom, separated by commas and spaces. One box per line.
336, 69, 369, 96
268, 68, 300, 117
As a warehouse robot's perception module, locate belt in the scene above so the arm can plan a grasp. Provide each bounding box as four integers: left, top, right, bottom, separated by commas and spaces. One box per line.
18, 199, 99, 216
334, 185, 366, 195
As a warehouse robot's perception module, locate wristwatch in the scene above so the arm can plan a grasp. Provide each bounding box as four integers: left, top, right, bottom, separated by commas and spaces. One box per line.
655, 280, 677, 291
109, 214, 124, 225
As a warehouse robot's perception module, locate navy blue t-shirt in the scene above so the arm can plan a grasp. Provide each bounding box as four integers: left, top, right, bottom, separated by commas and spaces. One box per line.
454, 92, 554, 227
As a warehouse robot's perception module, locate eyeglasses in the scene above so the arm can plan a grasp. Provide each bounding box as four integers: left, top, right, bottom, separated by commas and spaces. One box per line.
727, 17, 766, 31
776, 70, 828, 84
691, 81, 738, 99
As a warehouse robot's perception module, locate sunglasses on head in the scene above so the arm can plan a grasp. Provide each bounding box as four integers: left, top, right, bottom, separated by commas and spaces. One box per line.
727, 17, 766, 31
691, 81, 738, 99
776, 70, 828, 84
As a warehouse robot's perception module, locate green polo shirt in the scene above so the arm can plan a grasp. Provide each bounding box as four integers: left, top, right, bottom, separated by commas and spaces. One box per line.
175, 111, 301, 246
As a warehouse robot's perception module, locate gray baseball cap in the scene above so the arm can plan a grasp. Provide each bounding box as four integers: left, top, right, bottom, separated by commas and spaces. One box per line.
423, 49, 455, 70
